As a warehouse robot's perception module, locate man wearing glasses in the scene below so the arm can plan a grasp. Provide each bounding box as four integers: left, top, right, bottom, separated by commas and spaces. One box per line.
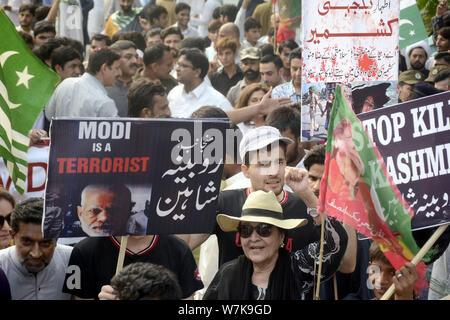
168, 48, 234, 118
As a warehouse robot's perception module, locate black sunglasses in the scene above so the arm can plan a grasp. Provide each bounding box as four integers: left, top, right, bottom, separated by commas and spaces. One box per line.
237, 223, 274, 238
0, 214, 11, 228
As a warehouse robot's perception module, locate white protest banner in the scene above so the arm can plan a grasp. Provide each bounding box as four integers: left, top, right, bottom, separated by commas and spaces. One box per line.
302, 0, 400, 83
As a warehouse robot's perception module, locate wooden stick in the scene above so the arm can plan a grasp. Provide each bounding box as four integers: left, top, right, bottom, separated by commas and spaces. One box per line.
333, 274, 339, 300
272, 0, 277, 54
441, 294, 450, 300
380, 223, 449, 300
314, 213, 326, 300
115, 236, 129, 276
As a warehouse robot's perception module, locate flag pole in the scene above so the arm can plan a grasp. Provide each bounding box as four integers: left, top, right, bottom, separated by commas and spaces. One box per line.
314, 213, 326, 300
115, 235, 129, 276
380, 223, 449, 300
273, 0, 277, 54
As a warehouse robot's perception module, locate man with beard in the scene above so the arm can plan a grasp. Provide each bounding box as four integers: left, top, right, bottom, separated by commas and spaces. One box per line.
162, 26, 183, 59
227, 47, 261, 107
0, 198, 72, 299
406, 44, 430, 77
104, 0, 142, 38
106, 40, 139, 117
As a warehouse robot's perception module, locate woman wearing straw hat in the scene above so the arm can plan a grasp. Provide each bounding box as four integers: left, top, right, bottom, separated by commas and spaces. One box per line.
203, 190, 348, 300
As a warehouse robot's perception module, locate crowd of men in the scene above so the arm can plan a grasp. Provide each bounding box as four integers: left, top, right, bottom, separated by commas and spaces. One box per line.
0, 0, 449, 301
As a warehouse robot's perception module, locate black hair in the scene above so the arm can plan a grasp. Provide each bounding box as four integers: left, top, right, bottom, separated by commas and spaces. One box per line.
434, 51, 450, 64
35, 5, 50, 21
33, 20, 55, 37
127, 78, 167, 117
146, 4, 168, 25
278, 39, 299, 54
110, 39, 137, 53
91, 33, 112, 46
179, 47, 209, 79
113, 31, 146, 52
289, 47, 302, 63
220, 4, 238, 22
212, 7, 221, 20
10, 198, 43, 235
260, 54, 283, 70
244, 17, 262, 32
143, 42, 171, 67
303, 144, 326, 170
181, 36, 206, 52
19, 3, 36, 15
175, 2, 190, 14
86, 47, 121, 75
145, 28, 161, 40
266, 107, 300, 138
259, 43, 274, 56
111, 262, 182, 300
161, 26, 184, 41
51, 46, 81, 70
35, 37, 65, 63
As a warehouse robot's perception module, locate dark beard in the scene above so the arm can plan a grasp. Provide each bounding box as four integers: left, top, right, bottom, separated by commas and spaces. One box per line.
410, 61, 425, 71
244, 69, 260, 81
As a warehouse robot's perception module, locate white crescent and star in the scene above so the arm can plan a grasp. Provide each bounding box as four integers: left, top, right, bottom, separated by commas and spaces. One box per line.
399, 19, 414, 41
16, 66, 34, 89
0, 50, 35, 109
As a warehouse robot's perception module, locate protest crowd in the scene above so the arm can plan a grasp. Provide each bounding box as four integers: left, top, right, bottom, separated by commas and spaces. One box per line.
1, 0, 450, 304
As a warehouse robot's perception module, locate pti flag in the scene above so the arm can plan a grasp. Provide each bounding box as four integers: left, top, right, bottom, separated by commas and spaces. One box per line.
0, 9, 59, 194
276, 0, 301, 43
399, 0, 429, 49
318, 85, 430, 293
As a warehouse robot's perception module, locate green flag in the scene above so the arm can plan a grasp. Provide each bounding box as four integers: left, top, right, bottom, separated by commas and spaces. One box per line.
400, 0, 429, 49
0, 9, 60, 194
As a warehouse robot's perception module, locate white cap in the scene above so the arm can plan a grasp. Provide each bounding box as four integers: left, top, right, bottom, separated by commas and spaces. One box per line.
239, 126, 293, 162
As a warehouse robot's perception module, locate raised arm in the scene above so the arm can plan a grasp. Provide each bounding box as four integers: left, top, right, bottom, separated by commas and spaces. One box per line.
291, 216, 348, 289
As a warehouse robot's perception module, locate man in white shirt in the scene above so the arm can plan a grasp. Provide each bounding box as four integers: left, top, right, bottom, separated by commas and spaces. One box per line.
171, 2, 198, 38
0, 198, 72, 300
45, 47, 121, 120
168, 48, 233, 118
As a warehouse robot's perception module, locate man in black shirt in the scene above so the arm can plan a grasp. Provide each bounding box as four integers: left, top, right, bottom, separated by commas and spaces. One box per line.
210, 37, 244, 97
62, 235, 203, 300
179, 126, 335, 267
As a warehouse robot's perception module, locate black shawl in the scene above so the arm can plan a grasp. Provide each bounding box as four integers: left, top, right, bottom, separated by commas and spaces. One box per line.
203, 249, 300, 300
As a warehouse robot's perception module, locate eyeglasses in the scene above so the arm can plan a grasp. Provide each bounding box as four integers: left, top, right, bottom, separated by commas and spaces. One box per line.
175, 62, 193, 69
237, 223, 274, 238
0, 214, 11, 228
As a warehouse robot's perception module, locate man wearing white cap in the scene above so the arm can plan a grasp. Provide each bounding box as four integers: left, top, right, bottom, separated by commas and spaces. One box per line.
179, 126, 348, 299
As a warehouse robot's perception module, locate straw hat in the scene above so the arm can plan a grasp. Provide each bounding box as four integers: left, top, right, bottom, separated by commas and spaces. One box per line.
217, 190, 308, 232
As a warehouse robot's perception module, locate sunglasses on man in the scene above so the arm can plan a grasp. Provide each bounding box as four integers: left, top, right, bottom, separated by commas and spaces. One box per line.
0, 214, 11, 228
237, 223, 274, 238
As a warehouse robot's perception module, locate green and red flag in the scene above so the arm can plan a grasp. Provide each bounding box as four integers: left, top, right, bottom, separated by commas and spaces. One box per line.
318, 84, 429, 293
0, 9, 60, 194
276, 0, 301, 43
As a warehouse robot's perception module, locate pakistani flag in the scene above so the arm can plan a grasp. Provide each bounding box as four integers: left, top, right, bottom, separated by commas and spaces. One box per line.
0, 9, 60, 194
400, 0, 429, 49
318, 85, 431, 295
